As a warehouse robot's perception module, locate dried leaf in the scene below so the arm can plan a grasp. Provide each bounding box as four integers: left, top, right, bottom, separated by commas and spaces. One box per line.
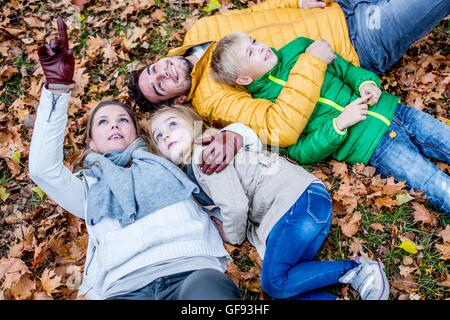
399, 240, 418, 254
412, 202, 433, 224
370, 223, 384, 232
396, 192, 414, 205
435, 243, 450, 260
439, 225, 450, 244
203, 0, 221, 13
399, 265, 417, 278
0, 258, 29, 289
10, 276, 36, 300
0, 186, 10, 202
32, 186, 45, 200
338, 212, 362, 237
40, 268, 62, 296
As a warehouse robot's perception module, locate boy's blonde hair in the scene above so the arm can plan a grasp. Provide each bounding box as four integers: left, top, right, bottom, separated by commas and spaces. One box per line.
148, 104, 215, 165
210, 32, 248, 86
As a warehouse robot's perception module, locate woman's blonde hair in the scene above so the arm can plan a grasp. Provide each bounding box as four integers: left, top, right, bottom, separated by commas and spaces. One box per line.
148, 104, 215, 165
210, 32, 248, 86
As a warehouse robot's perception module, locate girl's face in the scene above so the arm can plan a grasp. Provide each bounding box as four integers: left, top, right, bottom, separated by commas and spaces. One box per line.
151, 112, 194, 164
89, 104, 138, 154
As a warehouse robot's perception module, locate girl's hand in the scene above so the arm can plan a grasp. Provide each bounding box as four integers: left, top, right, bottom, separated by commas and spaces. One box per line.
359, 83, 381, 106
335, 94, 372, 131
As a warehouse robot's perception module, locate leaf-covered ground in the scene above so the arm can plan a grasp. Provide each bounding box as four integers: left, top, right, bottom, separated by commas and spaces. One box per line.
0, 0, 449, 300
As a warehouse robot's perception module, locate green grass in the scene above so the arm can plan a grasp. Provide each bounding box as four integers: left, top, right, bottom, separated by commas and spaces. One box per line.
0, 170, 10, 185
0, 74, 22, 106
29, 191, 43, 210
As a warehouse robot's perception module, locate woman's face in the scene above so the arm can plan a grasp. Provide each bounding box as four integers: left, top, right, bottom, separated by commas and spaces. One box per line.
89, 104, 138, 154
150, 112, 194, 164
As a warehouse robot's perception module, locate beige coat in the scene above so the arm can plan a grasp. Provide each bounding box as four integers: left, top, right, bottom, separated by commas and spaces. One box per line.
192, 147, 319, 258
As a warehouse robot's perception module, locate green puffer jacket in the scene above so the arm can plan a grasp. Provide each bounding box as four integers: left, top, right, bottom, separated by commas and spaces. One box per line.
247, 37, 399, 164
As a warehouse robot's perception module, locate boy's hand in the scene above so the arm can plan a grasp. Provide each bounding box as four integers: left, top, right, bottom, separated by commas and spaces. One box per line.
305, 39, 336, 65
299, 0, 327, 9
335, 94, 371, 131
359, 82, 381, 106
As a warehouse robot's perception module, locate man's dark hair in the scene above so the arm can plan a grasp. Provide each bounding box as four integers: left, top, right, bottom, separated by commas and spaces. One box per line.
128, 67, 166, 113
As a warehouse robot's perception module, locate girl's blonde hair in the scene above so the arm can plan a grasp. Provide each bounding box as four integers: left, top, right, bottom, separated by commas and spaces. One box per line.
210, 32, 248, 86
148, 104, 216, 165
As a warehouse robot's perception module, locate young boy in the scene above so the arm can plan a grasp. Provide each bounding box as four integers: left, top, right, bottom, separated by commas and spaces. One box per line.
210, 33, 450, 214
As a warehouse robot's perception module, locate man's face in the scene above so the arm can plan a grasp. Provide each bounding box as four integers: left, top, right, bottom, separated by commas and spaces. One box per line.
138, 56, 193, 105
234, 35, 278, 81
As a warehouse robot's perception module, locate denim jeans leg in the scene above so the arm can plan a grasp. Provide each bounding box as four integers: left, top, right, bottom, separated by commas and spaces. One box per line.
368, 120, 450, 214
261, 184, 357, 299
300, 185, 333, 261
393, 104, 450, 163
351, 0, 450, 73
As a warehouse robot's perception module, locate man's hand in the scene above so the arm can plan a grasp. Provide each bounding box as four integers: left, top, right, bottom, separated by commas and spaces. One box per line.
359, 82, 381, 106
305, 39, 336, 65
299, 0, 327, 9
38, 17, 74, 85
335, 94, 372, 131
195, 130, 243, 175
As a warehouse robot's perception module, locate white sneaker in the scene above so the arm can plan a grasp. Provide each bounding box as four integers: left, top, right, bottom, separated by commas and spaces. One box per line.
339, 257, 390, 300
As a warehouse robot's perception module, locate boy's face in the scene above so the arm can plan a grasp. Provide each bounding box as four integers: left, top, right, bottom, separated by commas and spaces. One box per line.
234, 35, 278, 84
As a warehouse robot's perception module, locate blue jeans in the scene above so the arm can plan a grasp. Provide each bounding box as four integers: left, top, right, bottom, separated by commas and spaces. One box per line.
368, 104, 450, 214
261, 183, 358, 300
338, 0, 450, 74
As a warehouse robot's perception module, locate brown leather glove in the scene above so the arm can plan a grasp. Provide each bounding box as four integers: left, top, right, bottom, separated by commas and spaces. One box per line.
196, 130, 244, 175
38, 17, 74, 86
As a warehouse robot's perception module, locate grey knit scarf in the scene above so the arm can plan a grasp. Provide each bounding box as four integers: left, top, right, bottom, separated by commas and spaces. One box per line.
83, 138, 198, 226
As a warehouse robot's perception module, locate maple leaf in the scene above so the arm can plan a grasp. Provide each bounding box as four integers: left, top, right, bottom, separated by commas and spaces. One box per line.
383, 177, 406, 195
338, 211, 362, 237
370, 223, 384, 232
399, 265, 417, 278
40, 268, 62, 296
349, 237, 366, 257
151, 9, 167, 21
435, 243, 450, 260
374, 196, 397, 209
439, 225, 450, 244
32, 291, 53, 300
0, 258, 29, 289
226, 261, 241, 287
72, 0, 90, 11
412, 202, 434, 224
10, 276, 36, 300
330, 160, 348, 180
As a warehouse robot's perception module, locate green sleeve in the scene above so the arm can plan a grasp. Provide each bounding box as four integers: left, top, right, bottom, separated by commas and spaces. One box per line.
329, 53, 381, 94
282, 118, 348, 164
280, 37, 315, 54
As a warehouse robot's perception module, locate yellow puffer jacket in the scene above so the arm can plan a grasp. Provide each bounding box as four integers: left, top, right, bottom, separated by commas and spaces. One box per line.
168, 1, 359, 146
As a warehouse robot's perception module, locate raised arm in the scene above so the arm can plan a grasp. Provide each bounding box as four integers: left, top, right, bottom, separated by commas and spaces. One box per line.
29, 17, 86, 219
